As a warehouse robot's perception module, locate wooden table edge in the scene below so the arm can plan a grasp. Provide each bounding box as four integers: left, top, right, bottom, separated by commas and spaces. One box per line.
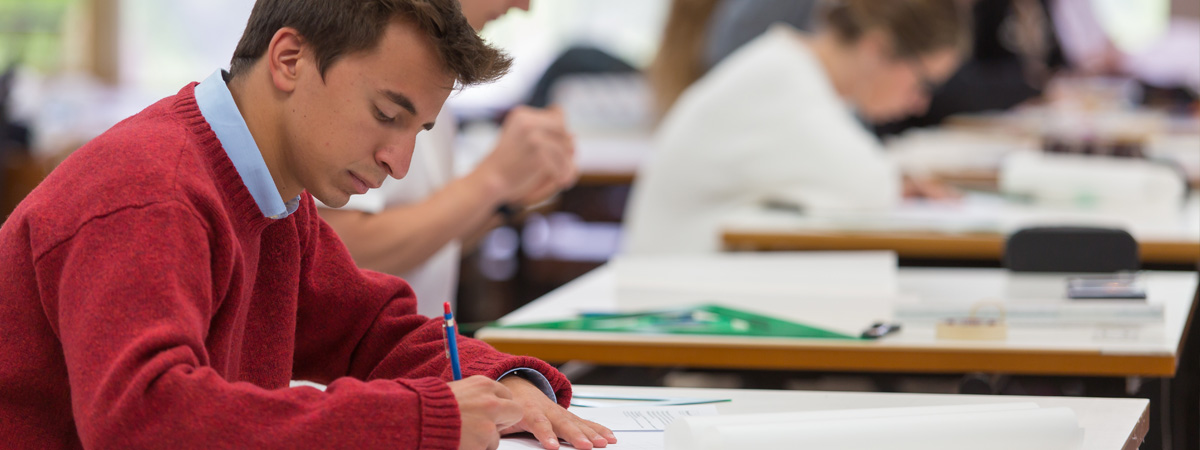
721, 230, 1200, 264
478, 332, 1177, 377
1123, 402, 1151, 450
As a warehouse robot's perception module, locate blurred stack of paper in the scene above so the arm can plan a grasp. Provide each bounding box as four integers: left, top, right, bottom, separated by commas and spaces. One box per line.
609, 252, 898, 336
895, 300, 1163, 325
1000, 152, 1185, 215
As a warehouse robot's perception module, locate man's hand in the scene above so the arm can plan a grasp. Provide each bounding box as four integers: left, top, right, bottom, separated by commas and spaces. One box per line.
475, 106, 578, 206
498, 376, 617, 449
902, 175, 962, 200
449, 376, 524, 450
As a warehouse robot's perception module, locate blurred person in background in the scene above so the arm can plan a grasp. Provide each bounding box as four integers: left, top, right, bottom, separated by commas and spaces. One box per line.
878, 0, 1069, 134
317, 0, 579, 318
1050, 0, 1200, 99
624, 0, 971, 254
689, 0, 1196, 131
651, 0, 1069, 134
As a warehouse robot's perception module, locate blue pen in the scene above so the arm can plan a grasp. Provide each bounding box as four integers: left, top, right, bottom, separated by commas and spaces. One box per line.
443, 302, 463, 380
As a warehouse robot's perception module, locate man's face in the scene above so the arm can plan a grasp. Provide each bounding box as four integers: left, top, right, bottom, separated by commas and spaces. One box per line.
281, 19, 454, 208
459, 0, 530, 30
856, 48, 961, 123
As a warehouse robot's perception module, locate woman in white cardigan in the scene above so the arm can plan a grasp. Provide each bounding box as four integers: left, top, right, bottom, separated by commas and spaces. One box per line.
624, 0, 970, 254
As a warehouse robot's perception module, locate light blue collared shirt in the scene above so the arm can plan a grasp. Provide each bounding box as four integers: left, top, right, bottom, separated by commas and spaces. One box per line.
195, 70, 300, 220
193, 70, 555, 401
499, 368, 558, 404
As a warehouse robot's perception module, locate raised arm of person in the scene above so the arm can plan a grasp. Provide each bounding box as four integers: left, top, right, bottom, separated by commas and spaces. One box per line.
319, 105, 577, 276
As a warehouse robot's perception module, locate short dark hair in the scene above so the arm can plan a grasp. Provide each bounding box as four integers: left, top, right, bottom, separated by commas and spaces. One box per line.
820, 0, 972, 59
228, 0, 511, 87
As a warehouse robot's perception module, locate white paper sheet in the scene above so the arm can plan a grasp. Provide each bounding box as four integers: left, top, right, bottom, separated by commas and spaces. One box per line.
610, 252, 898, 335
497, 405, 717, 450
665, 403, 1082, 450
895, 301, 1163, 325
571, 405, 719, 431
612, 252, 897, 301
498, 431, 663, 450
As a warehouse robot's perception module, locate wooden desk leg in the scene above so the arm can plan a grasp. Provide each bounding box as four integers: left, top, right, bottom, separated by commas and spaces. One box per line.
1171, 283, 1200, 450
1170, 341, 1199, 450
1139, 376, 1194, 450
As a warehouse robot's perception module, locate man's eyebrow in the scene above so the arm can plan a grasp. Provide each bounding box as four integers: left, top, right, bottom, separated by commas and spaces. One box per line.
380, 89, 417, 116
380, 89, 435, 130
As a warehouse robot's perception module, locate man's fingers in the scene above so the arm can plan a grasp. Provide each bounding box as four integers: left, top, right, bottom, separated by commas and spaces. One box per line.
524, 132, 573, 190
564, 131, 576, 158
559, 162, 579, 188
554, 133, 578, 188
531, 121, 572, 142
535, 131, 574, 175
532, 103, 566, 125
566, 416, 611, 448
582, 419, 617, 444
552, 415, 596, 450
519, 179, 559, 207
524, 413, 561, 450
490, 105, 575, 202
508, 106, 569, 137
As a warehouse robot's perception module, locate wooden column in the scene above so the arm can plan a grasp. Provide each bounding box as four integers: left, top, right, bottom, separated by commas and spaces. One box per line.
86, 0, 119, 84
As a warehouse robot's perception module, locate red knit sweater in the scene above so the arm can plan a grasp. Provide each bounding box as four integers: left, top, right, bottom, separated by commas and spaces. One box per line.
0, 84, 571, 449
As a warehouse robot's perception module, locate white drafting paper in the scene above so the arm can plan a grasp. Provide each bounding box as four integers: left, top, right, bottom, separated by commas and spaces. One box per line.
665, 403, 1083, 450
572, 405, 720, 431
611, 252, 899, 335
498, 405, 718, 450
498, 431, 663, 450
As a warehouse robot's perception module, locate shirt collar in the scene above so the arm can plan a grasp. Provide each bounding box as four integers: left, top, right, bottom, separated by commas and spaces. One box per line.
194, 69, 300, 220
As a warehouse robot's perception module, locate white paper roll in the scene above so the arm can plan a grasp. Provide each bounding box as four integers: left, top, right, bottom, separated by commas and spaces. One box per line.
999, 152, 1185, 213
665, 403, 1082, 450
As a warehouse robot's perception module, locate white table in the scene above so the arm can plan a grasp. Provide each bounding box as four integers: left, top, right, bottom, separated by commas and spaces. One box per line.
721, 192, 1200, 265
478, 263, 1198, 377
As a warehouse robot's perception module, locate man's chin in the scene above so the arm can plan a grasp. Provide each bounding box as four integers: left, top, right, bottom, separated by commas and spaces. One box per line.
312, 190, 351, 208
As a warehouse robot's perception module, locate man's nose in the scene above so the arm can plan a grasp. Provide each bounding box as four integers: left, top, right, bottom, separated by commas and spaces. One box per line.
376, 138, 416, 180
910, 94, 932, 116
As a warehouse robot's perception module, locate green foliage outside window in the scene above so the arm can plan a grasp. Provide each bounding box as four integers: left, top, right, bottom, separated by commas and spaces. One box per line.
0, 0, 75, 72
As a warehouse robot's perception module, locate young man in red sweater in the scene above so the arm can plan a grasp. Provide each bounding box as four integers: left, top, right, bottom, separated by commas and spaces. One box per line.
0, 1, 615, 449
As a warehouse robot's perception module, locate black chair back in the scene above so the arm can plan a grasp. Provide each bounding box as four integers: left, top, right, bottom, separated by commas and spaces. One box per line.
1004, 226, 1139, 272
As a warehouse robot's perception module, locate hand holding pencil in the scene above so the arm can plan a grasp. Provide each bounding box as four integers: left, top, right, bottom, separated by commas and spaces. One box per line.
443, 302, 616, 449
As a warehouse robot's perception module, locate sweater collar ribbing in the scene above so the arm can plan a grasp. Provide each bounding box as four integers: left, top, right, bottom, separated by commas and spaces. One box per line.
171, 83, 280, 235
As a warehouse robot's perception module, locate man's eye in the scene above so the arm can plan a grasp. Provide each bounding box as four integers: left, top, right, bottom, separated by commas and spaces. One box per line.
374, 108, 396, 123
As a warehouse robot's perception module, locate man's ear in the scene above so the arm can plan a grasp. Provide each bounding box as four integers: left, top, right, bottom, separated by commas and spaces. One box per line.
266, 27, 306, 93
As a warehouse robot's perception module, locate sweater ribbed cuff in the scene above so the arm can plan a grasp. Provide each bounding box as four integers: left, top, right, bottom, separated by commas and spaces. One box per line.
396, 377, 460, 450
463, 353, 573, 409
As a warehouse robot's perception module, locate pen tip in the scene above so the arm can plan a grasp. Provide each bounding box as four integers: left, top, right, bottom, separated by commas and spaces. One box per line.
444, 302, 451, 314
